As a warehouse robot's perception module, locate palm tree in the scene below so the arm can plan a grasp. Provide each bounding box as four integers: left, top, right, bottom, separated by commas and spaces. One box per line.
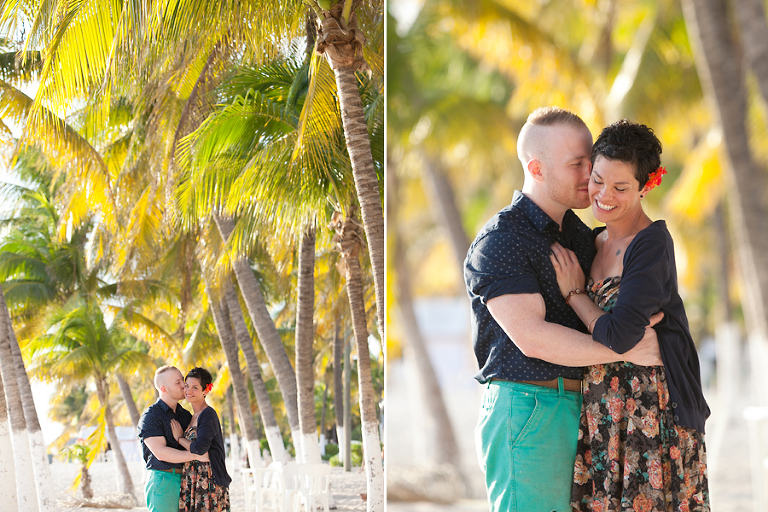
295, 226, 321, 462
0, 370, 18, 510
312, 1, 385, 340
222, 278, 290, 463
203, 277, 265, 468
25, 299, 154, 504
0, 315, 30, 511
329, 207, 384, 510
682, 0, 768, 343
178, 54, 379, 463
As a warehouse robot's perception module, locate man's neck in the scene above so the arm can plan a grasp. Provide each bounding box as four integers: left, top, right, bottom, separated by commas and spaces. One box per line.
520, 188, 567, 229
160, 395, 178, 412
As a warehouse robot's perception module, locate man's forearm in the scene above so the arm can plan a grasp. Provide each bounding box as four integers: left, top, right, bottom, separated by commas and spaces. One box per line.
151, 445, 197, 464
515, 320, 622, 366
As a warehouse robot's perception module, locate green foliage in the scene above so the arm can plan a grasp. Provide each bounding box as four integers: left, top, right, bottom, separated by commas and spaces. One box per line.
59, 442, 92, 464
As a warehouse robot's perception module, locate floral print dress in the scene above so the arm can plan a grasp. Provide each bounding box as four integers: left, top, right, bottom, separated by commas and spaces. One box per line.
179, 425, 230, 512
571, 276, 710, 512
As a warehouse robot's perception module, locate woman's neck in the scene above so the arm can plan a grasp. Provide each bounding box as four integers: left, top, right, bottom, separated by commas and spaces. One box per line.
191, 401, 208, 415
604, 207, 651, 243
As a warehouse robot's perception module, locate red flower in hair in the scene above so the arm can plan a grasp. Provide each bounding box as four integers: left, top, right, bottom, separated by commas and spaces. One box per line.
645, 166, 667, 190
204, 383, 213, 394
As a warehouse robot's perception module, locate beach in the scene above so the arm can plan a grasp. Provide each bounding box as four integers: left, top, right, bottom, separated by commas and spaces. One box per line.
49, 459, 367, 512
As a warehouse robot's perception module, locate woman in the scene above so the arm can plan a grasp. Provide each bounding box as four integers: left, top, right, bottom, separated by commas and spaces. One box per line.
550, 120, 710, 511
171, 367, 232, 512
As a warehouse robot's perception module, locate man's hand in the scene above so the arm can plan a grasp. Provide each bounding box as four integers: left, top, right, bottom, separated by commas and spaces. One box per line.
195, 452, 210, 462
623, 312, 664, 366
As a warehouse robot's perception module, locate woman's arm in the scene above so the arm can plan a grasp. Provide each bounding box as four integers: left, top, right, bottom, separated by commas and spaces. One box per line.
591, 234, 671, 353
183, 408, 216, 455
551, 230, 671, 354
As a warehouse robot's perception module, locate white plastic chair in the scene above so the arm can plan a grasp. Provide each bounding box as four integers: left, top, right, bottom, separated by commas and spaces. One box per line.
279, 462, 302, 512
242, 463, 281, 512
292, 463, 332, 512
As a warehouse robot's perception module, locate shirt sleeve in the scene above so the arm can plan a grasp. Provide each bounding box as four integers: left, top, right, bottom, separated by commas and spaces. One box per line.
189, 408, 218, 455
137, 410, 163, 440
591, 229, 671, 353
465, 231, 541, 303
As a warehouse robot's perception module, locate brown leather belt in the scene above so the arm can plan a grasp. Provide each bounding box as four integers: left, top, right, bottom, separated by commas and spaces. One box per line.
518, 378, 582, 393
154, 467, 183, 474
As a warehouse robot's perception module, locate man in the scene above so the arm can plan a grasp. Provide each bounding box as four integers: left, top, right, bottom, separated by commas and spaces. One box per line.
138, 365, 208, 512
464, 107, 663, 512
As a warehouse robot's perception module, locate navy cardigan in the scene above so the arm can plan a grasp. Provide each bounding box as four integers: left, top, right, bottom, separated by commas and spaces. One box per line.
189, 406, 231, 488
591, 221, 710, 433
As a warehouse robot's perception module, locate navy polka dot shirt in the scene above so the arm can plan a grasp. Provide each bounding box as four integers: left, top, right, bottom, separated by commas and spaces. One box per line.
464, 191, 596, 383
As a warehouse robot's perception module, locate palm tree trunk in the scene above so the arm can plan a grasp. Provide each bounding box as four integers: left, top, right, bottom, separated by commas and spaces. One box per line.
330, 209, 384, 511
117, 375, 141, 428
296, 227, 321, 463
333, 64, 384, 342
418, 153, 471, 270
95, 378, 136, 503
732, 0, 768, 106
389, 161, 463, 467
0, 291, 52, 511
213, 214, 302, 446
0, 361, 20, 512
223, 278, 288, 463
392, 226, 462, 467
205, 279, 264, 468
226, 385, 240, 466
333, 318, 345, 462
319, 381, 329, 452
683, 0, 768, 341
316, 5, 385, 342
344, 247, 384, 511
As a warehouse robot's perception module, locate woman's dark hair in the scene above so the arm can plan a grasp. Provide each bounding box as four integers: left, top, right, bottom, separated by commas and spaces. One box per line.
591, 119, 662, 190
185, 367, 212, 389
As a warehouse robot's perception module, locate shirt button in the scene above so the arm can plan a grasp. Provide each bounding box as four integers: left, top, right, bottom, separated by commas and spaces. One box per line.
671, 402, 678, 408
674, 415, 679, 422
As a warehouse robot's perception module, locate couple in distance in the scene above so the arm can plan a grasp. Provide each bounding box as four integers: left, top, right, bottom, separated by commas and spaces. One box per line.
138, 365, 231, 512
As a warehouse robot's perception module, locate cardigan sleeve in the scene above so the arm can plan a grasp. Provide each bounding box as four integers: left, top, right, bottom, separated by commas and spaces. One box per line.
591, 227, 671, 354
188, 407, 217, 455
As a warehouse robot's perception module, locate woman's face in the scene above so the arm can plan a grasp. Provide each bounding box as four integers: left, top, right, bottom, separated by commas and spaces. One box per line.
184, 377, 205, 404
589, 155, 647, 224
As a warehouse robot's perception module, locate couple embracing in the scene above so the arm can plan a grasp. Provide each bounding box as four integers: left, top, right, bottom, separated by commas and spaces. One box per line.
465, 107, 710, 511
138, 365, 232, 512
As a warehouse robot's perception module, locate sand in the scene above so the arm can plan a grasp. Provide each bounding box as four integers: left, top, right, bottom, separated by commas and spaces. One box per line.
48, 459, 368, 512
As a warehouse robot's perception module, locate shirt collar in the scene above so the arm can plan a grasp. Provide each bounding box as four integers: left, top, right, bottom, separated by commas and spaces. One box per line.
512, 190, 559, 233
156, 397, 176, 415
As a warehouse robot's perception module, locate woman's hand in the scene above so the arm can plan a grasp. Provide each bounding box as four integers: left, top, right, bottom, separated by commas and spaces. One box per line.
549, 243, 586, 299
171, 419, 183, 442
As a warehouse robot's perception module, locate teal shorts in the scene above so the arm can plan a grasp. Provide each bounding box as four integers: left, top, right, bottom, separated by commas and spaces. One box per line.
475, 379, 583, 512
145, 469, 182, 512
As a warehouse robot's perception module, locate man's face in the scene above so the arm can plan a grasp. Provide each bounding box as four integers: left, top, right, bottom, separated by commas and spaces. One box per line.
160, 369, 186, 401
541, 124, 593, 210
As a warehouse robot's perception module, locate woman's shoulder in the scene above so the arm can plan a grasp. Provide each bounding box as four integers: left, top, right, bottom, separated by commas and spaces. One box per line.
626, 220, 673, 262
199, 405, 221, 422
632, 220, 670, 245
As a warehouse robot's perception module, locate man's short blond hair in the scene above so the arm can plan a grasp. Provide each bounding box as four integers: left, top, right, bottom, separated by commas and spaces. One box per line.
517, 107, 589, 169
525, 106, 586, 128
154, 365, 180, 390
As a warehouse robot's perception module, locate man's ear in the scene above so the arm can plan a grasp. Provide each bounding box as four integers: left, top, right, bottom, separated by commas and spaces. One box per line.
527, 159, 544, 182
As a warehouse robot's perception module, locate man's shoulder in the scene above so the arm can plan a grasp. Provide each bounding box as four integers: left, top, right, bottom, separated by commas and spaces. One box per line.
473, 204, 534, 244
139, 400, 162, 419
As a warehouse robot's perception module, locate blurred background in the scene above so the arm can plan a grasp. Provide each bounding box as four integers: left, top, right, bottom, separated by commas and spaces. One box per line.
385, 0, 768, 510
